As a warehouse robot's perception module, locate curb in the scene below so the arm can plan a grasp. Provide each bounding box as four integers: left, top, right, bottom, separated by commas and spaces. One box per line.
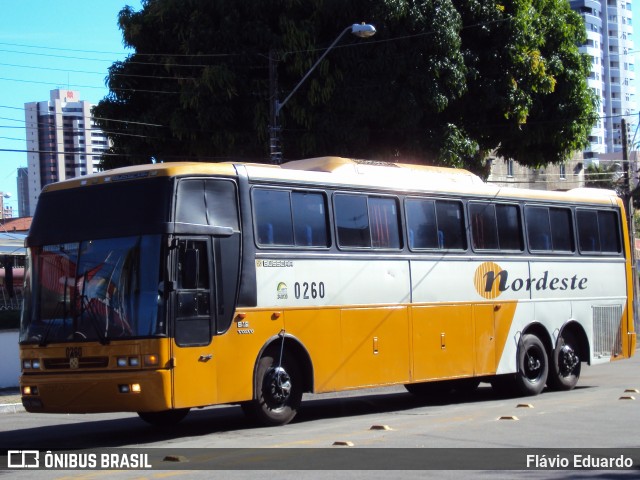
0, 402, 24, 414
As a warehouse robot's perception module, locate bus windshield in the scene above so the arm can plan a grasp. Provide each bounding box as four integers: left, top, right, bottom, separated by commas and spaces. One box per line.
21, 234, 164, 344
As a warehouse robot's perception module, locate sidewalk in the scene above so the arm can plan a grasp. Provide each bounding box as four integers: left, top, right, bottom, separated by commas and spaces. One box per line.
0, 387, 23, 413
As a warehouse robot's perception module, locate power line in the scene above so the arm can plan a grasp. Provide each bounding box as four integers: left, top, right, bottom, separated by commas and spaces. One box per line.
0, 76, 181, 94
0, 62, 199, 81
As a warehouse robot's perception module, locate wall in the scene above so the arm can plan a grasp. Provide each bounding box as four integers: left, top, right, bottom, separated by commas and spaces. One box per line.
0, 330, 19, 388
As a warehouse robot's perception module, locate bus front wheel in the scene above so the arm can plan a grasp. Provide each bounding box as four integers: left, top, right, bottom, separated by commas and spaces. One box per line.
137, 408, 190, 426
242, 350, 302, 426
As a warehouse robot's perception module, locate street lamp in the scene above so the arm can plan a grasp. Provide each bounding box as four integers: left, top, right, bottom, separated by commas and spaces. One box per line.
270, 23, 377, 164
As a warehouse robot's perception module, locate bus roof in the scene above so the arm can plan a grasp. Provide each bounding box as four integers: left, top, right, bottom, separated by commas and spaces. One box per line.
41, 156, 620, 206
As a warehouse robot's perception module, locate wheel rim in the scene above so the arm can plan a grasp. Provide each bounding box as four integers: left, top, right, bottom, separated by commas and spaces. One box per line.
264, 366, 292, 409
523, 345, 545, 384
558, 344, 579, 377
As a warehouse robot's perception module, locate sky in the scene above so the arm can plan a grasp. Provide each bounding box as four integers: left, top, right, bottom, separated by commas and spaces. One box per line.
1, 1, 640, 216
0, 1, 142, 214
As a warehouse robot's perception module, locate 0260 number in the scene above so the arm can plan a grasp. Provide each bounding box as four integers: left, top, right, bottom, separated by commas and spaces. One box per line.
294, 282, 325, 299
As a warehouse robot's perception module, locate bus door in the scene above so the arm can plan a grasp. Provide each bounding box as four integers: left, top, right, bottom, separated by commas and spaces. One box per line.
171, 238, 217, 408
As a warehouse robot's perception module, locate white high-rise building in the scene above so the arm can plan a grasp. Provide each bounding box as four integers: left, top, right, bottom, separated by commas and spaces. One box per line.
570, 1, 636, 161
24, 89, 108, 216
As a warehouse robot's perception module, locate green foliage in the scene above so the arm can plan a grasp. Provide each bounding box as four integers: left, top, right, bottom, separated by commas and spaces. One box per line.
94, 0, 597, 177
584, 162, 620, 191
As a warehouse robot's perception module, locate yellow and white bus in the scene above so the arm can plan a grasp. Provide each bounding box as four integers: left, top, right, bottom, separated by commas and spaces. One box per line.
19, 157, 636, 426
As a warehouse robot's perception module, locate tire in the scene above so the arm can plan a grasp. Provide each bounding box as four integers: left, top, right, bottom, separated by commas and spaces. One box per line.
546, 331, 581, 391
242, 350, 303, 426
137, 408, 190, 426
515, 334, 548, 396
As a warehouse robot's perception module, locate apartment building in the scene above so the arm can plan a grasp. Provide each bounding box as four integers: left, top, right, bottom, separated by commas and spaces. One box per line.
570, 0, 636, 161
23, 89, 108, 216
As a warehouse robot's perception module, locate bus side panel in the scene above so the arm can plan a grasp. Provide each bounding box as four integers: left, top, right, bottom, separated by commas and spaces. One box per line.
282, 308, 343, 392
411, 304, 474, 380
255, 258, 411, 309
213, 310, 284, 405
473, 304, 498, 376
340, 306, 410, 389
496, 301, 535, 375
489, 301, 519, 375
529, 260, 627, 365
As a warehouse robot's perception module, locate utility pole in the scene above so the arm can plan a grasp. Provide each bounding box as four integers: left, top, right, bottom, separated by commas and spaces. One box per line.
622, 118, 630, 197
268, 23, 376, 164
622, 118, 640, 334
621, 118, 632, 240
269, 50, 282, 164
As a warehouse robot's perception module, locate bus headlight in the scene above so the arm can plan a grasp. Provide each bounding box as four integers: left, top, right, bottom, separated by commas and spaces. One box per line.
116, 356, 141, 367
22, 359, 40, 370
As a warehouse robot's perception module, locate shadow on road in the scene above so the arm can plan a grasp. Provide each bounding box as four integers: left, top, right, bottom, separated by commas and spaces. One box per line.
0, 383, 594, 450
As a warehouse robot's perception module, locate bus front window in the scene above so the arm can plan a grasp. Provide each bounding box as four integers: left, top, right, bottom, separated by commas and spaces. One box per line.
21, 235, 164, 344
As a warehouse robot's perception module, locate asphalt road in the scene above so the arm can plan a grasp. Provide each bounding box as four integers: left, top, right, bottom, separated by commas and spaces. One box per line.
1, 350, 639, 479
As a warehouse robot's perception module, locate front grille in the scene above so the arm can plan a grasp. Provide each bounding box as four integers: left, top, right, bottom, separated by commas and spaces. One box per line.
43, 356, 109, 370
592, 305, 623, 358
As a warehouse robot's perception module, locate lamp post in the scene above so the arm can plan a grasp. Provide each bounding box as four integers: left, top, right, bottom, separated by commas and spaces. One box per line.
270, 23, 376, 164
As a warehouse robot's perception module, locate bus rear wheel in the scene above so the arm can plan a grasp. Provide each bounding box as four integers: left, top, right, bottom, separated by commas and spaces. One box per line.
546, 331, 581, 391
242, 350, 302, 426
515, 334, 548, 396
137, 408, 190, 426
491, 334, 548, 397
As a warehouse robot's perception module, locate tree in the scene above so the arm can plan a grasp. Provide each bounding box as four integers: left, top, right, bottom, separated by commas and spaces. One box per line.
585, 162, 620, 191
94, 0, 597, 177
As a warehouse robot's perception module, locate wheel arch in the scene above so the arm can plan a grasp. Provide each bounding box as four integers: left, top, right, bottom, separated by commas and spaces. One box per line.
521, 322, 554, 356
557, 320, 590, 366
250, 334, 314, 399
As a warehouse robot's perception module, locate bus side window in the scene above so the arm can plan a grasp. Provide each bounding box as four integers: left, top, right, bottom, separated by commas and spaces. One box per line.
526, 206, 552, 252
258, 223, 274, 245
335, 194, 371, 248
496, 204, 523, 251
469, 202, 499, 250
369, 196, 401, 249
549, 208, 574, 252
292, 192, 329, 247
253, 189, 294, 246
577, 209, 621, 254
405, 198, 438, 249
577, 210, 599, 252
598, 210, 621, 253
435, 200, 466, 250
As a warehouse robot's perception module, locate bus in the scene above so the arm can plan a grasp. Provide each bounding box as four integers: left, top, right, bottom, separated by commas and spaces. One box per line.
19, 156, 637, 426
